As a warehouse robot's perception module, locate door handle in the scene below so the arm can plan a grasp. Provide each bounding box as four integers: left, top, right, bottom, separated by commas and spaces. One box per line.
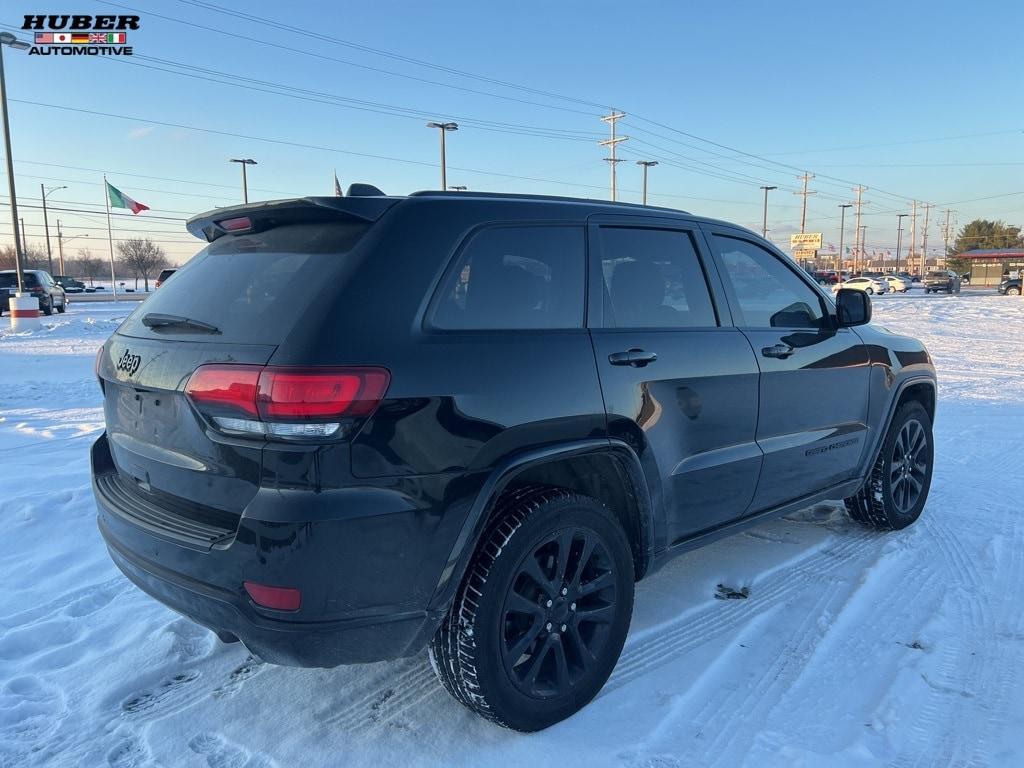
761, 343, 795, 359
609, 348, 658, 367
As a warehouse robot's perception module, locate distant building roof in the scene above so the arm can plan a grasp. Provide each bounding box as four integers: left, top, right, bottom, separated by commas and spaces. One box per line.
957, 248, 1024, 260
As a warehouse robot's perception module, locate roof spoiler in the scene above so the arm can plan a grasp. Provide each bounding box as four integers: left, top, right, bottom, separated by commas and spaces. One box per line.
186, 196, 398, 242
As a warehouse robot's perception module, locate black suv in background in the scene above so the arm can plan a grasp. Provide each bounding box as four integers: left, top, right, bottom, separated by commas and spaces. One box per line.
923, 269, 961, 294
92, 191, 936, 730
55, 275, 86, 293
0, 269, 67, 315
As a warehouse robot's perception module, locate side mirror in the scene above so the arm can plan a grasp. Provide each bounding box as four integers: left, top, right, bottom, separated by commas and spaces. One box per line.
835, 288, 871, 327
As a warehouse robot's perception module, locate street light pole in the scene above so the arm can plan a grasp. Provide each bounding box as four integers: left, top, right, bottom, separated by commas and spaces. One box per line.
0, 32, 30, 294
760, 186, 777, 240
41, 183, 66, 275
636, 160, 658, 205
895, 213, 908, 276
229, 158, 257, 203
426, 122, 458, 190
837, 203, 852, 284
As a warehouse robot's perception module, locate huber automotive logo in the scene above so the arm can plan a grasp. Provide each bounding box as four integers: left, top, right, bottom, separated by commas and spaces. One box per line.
21, 14, 139, 56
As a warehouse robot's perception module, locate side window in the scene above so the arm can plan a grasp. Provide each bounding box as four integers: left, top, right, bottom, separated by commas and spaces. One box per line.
431, 225, 585, 330
712, 235, 827, 329
599, 227, 717, 328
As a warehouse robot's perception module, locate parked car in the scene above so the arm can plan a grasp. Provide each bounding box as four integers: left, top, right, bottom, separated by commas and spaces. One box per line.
833, 276, 886, 295
998, 277, 1022, 295
896, 272, 919, 284
54, 275, 86, 293
155, 268, 176, 288
92, 190, 937, 731
923, 270, 961, 294
883, 276, 909, 293
0, 269, 67, 315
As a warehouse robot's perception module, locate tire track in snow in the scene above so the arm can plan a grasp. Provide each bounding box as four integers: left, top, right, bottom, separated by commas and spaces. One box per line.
603, 528, 879, 696
891, 509, 1020, 768
670, 577, 849, 766
316, 657, 439, 733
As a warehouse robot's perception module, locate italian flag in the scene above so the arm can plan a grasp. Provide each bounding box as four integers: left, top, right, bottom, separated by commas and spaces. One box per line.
106, 180, 149, 214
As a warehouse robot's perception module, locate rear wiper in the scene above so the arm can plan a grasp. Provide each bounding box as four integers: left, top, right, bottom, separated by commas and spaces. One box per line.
142, 313, 221, 334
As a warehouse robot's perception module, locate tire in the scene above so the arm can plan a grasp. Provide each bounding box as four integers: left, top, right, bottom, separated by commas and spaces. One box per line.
430, 486, 634, 731
1008, 287, 1021, 296
56, 300, 66, 314
42, 298, 53, 316
845, 400, 933, 530
866, 288, 873, 295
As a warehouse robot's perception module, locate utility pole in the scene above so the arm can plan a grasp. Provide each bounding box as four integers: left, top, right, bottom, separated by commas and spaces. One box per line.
857, 226, 867, 275
56, 219, 64, 275
636, 160, 658, 205
40, 183, 66, 275
599, 111, 627, 202
852, 186, 868, 274
920, 203, 934, 272
941, 209, 955, 268
760, 185, 777, 239
909, 200, 917, 274
426, 122, 458, 190
837, 203, 852, 282
0, 32, 31, 295
895, 213, 908, 275
794, 173, 816, 233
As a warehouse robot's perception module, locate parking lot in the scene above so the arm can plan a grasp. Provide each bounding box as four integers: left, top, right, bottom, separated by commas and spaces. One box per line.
0, 292, 1021, 767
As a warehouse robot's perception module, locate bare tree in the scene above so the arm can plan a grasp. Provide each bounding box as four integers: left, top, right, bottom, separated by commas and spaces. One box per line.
0, 243, 49, 271
115, 237, 167, 292
75, 248, 106, 287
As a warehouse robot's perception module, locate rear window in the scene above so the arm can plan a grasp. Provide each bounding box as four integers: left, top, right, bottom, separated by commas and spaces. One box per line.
927, 271, 947, 278
0, 273, 41, 287
119, 222, 369, 344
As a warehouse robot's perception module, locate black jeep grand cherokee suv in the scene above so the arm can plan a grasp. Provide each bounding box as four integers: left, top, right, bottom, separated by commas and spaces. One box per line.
93, 190, 936, 731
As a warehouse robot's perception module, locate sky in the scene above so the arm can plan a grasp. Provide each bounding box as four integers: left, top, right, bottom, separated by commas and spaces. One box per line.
1, 0, 1022, 266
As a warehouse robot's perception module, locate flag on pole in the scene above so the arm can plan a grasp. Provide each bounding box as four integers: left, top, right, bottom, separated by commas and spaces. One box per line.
334, 171, 343, 197
105, 181, 149, 214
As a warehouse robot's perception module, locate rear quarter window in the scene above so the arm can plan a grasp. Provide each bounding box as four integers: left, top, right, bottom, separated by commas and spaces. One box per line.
118, 222, 369, 344
430, 225, 585, 330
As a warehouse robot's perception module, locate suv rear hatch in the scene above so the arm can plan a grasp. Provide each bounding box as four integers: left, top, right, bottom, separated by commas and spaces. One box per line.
96, 198, 396, 545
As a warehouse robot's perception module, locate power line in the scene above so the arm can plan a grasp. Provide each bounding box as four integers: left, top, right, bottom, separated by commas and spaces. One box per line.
4, 99, 712, 203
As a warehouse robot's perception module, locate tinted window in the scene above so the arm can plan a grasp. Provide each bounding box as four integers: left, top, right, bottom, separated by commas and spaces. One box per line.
119, 222, 369, 344
432, 225, 585, 330
600, 227, 716, 328
0, 273, 15, 288
713, 236, 826, 329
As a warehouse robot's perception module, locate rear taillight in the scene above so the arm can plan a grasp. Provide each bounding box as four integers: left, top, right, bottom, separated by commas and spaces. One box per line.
185, 364, 390, 440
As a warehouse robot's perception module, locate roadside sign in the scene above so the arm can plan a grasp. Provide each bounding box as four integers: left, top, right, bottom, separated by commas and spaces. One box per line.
791, 233, 823, 249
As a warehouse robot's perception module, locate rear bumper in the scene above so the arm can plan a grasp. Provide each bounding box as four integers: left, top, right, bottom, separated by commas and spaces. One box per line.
91, 433, 450, 667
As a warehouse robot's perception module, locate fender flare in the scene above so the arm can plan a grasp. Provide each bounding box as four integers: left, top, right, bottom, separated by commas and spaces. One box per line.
425, 438, 655, 616
859, 375, 936, 479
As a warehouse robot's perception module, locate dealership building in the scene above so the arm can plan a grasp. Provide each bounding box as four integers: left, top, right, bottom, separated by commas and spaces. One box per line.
956, 248, 1024, 286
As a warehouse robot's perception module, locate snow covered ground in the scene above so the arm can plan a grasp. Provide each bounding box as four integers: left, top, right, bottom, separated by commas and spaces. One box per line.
1, 293, 1022, 767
